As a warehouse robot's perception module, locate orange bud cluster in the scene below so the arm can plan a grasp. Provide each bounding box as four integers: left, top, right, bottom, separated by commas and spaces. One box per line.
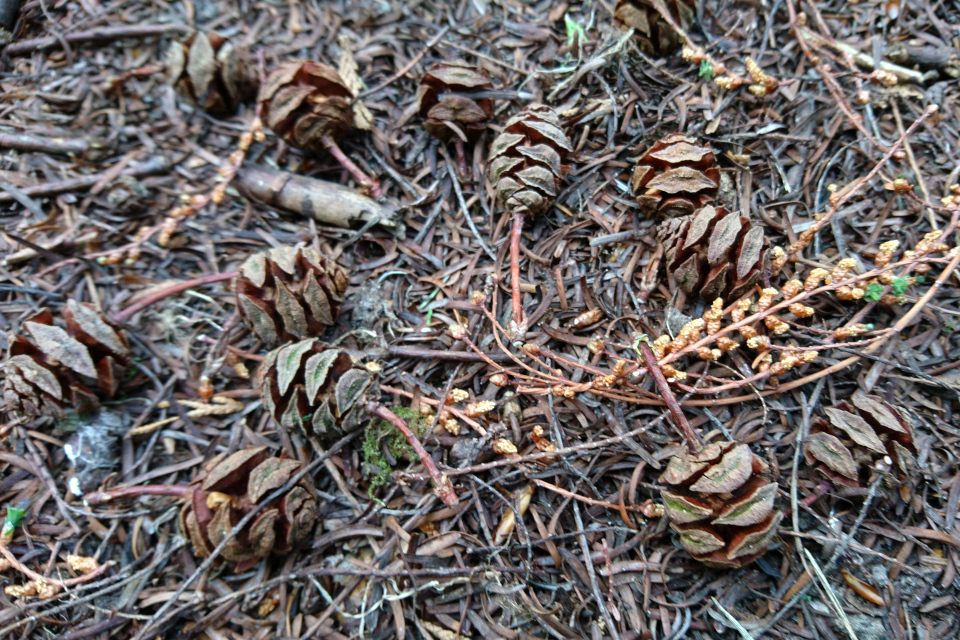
875, 240, 899, 268
703, 298, 724, 335
833, 323, 873, 340
830, 258, 857, 283
804, 268, 831, 292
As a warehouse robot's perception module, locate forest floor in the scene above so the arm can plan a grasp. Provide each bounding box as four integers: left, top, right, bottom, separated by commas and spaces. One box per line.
0, 0, 959, 638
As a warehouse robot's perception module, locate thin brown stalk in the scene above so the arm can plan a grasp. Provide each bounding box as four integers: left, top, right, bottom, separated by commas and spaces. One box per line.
365, 402, 459, 507
321, 134, 383, 199
638, 342, 701, 453
83, 484, 192, 507
112, 271, 237, 323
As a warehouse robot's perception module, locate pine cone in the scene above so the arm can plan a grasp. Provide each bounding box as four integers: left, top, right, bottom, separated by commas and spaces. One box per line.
615, 0, 693, 55
258, 339, 374, 442
660, 441, 783, 568
258, 60, 355, 153
417, 62, 494, 141
487, 105, 573, 216
804, 394, 917, 491
632, 133, 719, 218
167, 31, 256, 115
234, 246, 349, 346
658, 204, 769, 302
179, 446, 318, 566
3, 300, 130, 418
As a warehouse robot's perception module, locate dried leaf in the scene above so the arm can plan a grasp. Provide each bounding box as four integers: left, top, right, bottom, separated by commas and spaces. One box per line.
275, 340, 315, 396
825, 407, 886, 454
674, 522, 726, 555
805, 432, 859, 480
726, 510, 783, 560
647, 166, 717, 195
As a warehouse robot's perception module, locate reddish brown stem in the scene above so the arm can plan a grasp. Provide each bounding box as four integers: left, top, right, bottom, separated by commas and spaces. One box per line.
365, 402, 458, 507
638, 342, 701, 453
84, 484, 192, 507
509, 209, 526, 338
453, 138, 468, 179
112, 271, 237, 323
321, 134, 383, 199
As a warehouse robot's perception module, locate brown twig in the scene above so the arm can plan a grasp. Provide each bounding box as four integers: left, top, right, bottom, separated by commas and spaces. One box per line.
0, 544, 115, 587
0, 155, 168, 204
387, 345, 512, 363
508, 208, 527, 338
365, 402, 458, 507
638, 342, 701, 453
112, 272, 237, 323
0, 132, 88, 155
2, 23, 189, 56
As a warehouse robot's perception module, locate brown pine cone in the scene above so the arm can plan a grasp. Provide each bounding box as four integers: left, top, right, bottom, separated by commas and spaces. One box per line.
658, 204, 769, 302
615, 0, 693, 55
487, 105, 573, 216
167, 31, 257, 115
417, 62, 494, 141
258, 339, 374, 442
179, 446, 318, 567
660, 441, 783, 568
632, 133, 720, 218
3, 300, 130, 418
258, 60, 355, 153
804, 394, 917, 491
234, 246, 349, 346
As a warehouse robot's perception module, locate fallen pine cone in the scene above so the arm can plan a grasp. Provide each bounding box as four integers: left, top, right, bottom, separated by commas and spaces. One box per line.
488, 104, 572, 336
258, 59, 355, 153
658, 204, 769, 302
167, 31, 257, 115
614, 0, 693, 55
804, 394, 917, 493
3, 300, 130, 418
417, 62, 494, 142
660, 441, 783, 568
632, 133, 720, 219
488, 104, 572, 217
258, 339, 374, 442
180, 446, 318, 569
234, 246, 349, 346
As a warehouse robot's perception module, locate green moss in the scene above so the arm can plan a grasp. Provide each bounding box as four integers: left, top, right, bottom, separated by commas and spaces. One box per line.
361, 407, 427, 502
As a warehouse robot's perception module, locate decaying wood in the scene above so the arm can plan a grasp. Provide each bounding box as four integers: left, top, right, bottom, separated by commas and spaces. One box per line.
2, 23, 189, 56
233, 163, 398, 228
0, 156, 168, 204
0, 131, 89, 155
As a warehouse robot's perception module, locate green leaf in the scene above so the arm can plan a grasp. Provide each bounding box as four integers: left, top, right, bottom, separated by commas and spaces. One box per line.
915, 275, 925, 284
863, 283, 884, 302
699, 60, 716, 81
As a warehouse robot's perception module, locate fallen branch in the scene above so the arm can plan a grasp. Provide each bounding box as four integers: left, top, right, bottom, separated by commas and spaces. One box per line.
0, 155, 168, 205
0, 131, 88, 155
2, 23, 189, 56
233, 163, 397, 229
0, 543, 114, 588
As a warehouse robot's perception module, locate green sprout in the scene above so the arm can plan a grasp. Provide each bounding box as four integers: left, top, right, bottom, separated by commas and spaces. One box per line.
699, 59, 716, 81
890, 277, 911, 297
1, 506, 26, 545
362, 407, 426, 502
564, 14, 587, 47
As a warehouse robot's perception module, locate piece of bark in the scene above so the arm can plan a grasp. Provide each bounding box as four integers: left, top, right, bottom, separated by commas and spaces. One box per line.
233, 163, 397, 229
887, 43, 960, 77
